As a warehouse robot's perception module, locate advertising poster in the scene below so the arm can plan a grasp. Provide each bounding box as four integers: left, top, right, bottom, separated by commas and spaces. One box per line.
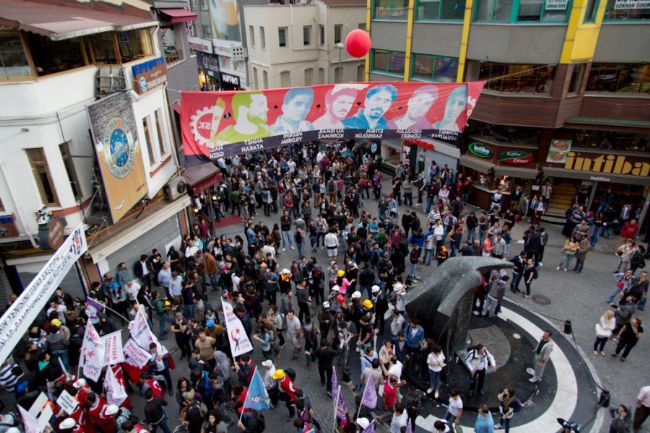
87, 92, 147, 223
210, 0, 241, 41
546, 139, 572, 163
182, 81, 485, 165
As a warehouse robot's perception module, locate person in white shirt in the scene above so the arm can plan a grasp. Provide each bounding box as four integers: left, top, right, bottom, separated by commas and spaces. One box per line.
593, 309, 616, 355
324, 230, 339, 258
464, 344, 495, 396
231, 271, 242, 292
389, 403, 408, 433
262, 243, 276, 260
427, 345, 446, 398
445, 389, 463, 425
634, 385, 650, 431
184, 240, 198, 259
125, 280, 140, 304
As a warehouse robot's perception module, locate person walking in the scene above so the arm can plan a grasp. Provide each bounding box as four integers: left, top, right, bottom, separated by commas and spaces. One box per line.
474, 404, 495, 433
634, 385, 650, 432
495, 388, 523, 433
608, 404, 632, 433
510, 251, 527, 294
527, 330, 554, 383
482, 275, 508, 317
444, 390, 463, 426
522, 258, 538, 299
307, 340, 337, 393
464, 344, 495, 397
612, 317, 643, 362
426, 345, 446, 399
594, 310, 616, 356
143, 388, 172, 433
557, 236, 579, 272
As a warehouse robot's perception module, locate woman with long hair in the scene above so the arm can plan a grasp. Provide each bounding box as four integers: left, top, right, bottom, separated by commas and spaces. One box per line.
594, 310, 616, 355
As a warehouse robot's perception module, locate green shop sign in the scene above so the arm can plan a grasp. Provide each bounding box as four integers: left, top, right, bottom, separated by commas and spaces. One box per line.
498, 150, 534, 166
468, 143, 493, 159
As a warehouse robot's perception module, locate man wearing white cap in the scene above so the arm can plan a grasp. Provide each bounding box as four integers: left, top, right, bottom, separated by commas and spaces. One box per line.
261, 359, 278, 406
58, 418, 81, 433
356, 417, 371, 433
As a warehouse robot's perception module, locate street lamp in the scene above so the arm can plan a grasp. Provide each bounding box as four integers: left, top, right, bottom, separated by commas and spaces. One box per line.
335, 42, 344, 83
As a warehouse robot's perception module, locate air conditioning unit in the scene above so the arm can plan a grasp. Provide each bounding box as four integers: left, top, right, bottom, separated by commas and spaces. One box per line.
165, 176, 187, 201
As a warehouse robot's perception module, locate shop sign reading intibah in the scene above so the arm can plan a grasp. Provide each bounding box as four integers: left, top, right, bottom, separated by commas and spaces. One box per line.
468, 142, 493, 158
499, 150, 534, 165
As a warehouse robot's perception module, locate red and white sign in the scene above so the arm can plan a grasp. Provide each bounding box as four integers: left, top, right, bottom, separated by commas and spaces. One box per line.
80, 323, 104, 381
102, 331, 124, 366
123, 339, 151, 369
104, 365, 128, 406
222, 299, 253, 357
56, 390, 79, 415
128, 308, 167, 355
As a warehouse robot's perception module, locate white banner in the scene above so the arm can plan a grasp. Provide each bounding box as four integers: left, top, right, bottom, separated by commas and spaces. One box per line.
0, 225, 87, 364
56, 390, 79, 415
222, 299, 253, 357
614, 0, 650, 8
545, 0, 569, 9
128, 307, 168, 355
102, 331, 124, 366
123, 338, 151, 368
80, 323, 104, 381
18, 405, 40, 433
104, 365, 128, 406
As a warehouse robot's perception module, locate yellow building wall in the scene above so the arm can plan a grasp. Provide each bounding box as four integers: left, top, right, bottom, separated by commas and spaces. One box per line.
456, 0, 474, 82
560, 0, 608, 63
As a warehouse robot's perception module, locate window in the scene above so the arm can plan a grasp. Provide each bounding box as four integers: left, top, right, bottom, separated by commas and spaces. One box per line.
586, 63, 650, 93
303, 25, 312, 46
583, 0, 599, 21
568, 64, 585, 95
571, 130, 650, 152
371, 49, 406, 76
263, 70, 269, 88
604, 0, 650, 20
202, 25, 212, 38
319, 67, 325, 84
0, 33, 32, 79
469, 120, 541, 146
319, 25, 325, 45
305, 68, 314, 85
474, 0, 570, 22
25, 34, 85, 76
142, 116, 156, 165
200, 0, 209, 10
278, 27, 287, 47
412, 53, 459, 82
249, 26, 255, 47
334, 24, 343, 44
26, 148, 59, 206
155, 110, 167, 157
161, 26, 183, 64
476, 62, 556, 93
417, 0, 466, 20
253, 67, 259, 89
334, 66, 343, 83
374, 0, 409, 18
357, 64, 365, 81
117, 30, 152, 63
60, 142, 81, 200
260, 27, 266, 49
87, 33, 119, 64
280, 70, 291, 87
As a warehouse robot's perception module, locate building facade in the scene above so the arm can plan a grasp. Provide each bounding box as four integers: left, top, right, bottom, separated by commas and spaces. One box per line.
0, 0, 201, 297
244, 0, 367, 89
368, 0, 650, 222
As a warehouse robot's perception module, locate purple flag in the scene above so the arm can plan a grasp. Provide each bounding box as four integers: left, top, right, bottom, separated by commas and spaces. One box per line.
331, 368, 337, 400
406, 418, 413, 433
360, 375, 377, 410
363, 421, 376, 433
335, 388, 348, 422
87, 297, 104, 312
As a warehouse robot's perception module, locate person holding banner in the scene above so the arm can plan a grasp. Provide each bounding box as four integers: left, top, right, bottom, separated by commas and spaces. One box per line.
146, 343, 174, 396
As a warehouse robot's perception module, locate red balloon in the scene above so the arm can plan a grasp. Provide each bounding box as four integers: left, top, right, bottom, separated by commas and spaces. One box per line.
344, 29, 371, 58
337, 295, 345, 304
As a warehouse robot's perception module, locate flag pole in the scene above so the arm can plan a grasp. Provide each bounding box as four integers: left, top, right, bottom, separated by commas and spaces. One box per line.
333, 384, 341, 433
90, 299, 130, 322
356, 381, 365, 420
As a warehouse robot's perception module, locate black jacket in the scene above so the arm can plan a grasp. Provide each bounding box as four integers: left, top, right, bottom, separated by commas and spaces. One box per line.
144, 397, 167, 425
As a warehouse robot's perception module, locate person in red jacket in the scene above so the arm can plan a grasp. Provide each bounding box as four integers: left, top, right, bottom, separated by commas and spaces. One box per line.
232, 384, 250, 415
142, 372, 165, 400
86, 392, 116, 433
620, 219, 639, 242
274, 369, 298, 418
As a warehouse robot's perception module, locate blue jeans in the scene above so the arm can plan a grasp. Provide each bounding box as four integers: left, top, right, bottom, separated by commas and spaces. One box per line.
479, 229, 486, 245
423, 248, 434, 266
282, 230, 293, 248
511, 272, 522, 292
428, 369, 441, 391
607, 286, 623, 303
590, 226, 602, 246
184, 304, 196, 319
158, 313, 168, 337
297, 242, 305, 258
500, 417, 511, 433
409, 262, 418, 278
52, 349, 69, 371
524, 281, 532, 296
557, 253, 574, 270
150, 415, 172, 433
466, 228, 476, 244
425, 197, 433, 214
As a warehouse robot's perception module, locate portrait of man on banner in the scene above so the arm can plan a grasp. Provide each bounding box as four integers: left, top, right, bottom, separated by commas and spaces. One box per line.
271, 88, 315, 134
214, 92, 270, 144
342, 84, 398, 130
313, 86, 360, 130
388, 85, 439, 130
433, 86, 467, 132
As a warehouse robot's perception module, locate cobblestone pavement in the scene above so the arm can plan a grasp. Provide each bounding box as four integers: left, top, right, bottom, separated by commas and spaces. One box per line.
129, 179, 647, 433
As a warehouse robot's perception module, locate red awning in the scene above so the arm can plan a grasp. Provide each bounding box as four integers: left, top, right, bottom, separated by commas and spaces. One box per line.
160, 8, 198, 23
184, 163, 223, 195
0, 0, 157, 41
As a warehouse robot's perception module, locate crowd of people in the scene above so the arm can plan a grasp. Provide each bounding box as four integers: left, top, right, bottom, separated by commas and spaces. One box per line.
0, 140, 647, 433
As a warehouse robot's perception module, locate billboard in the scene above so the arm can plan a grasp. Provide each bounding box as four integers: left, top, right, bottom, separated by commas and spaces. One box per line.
210, 0, 241, 41
181, 81, 484, 164
87, 92, 148, 222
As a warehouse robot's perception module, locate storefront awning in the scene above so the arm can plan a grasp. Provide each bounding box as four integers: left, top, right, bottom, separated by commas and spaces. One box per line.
159, 8, 198, 23
543, 167, 649, 186
494, 165, 538, 179
0, 0, 157, 41
460, 155, 494, 174
184, 163, 223, 195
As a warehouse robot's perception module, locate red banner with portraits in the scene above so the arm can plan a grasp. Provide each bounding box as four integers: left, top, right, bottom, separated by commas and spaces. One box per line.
181, 81, 485, 164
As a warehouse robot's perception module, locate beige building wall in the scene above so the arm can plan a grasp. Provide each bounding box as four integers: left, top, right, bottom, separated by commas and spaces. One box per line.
244, 1, 366, 90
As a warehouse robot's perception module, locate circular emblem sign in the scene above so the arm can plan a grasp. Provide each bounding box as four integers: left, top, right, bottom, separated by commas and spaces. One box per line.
499, 150, 534, 166
468, 142, 493, 159
103, 117, 135, 179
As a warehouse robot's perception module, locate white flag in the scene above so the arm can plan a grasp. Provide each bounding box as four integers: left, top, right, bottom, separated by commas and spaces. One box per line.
123, 338, 151, 368
128, 306, 167, 355
104, 366, 128, 406
222, 298, 253, 357
102, 331, 124, 366
80, 323, 104, 381
18, 405, 40, 433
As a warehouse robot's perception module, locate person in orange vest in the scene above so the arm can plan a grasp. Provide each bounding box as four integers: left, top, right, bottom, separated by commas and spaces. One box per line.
86, 392, 117, 433
274, 369, 298, 418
